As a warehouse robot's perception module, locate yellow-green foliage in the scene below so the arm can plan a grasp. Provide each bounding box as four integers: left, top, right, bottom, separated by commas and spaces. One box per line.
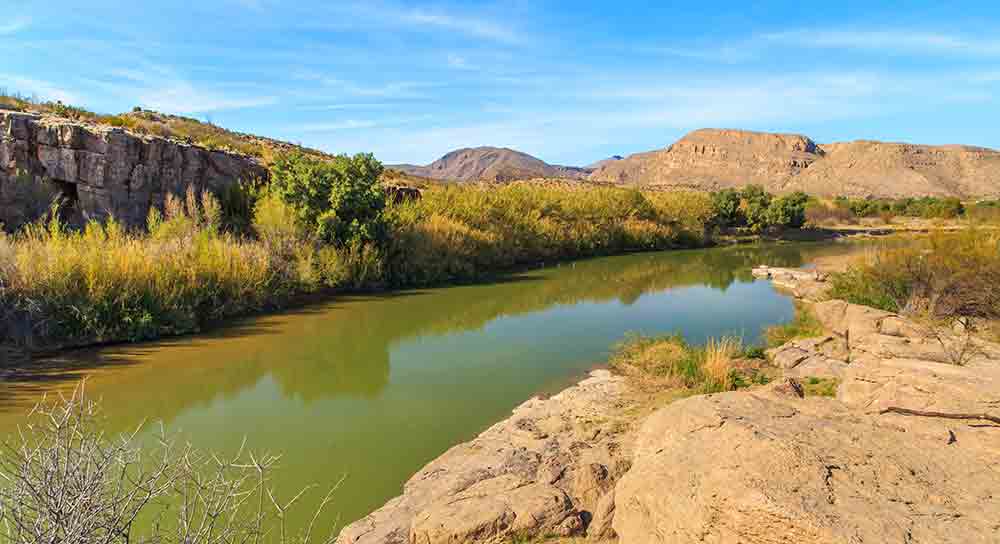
1, 183, 722, 351
0, 191, 316, 349
386, 185, 712, 285
611, 334, 742, 394
765, 303, 824, 347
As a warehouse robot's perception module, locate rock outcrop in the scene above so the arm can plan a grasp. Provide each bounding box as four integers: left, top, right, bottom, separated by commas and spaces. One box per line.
590, 128, 1000, 198
390, 147, 591, 182
617, 269, 1000, 543
336, 370, 637, 544
0, 110, 265, 228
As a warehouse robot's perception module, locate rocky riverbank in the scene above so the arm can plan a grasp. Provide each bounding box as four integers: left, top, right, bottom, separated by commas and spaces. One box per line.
340, 262, 1000, 543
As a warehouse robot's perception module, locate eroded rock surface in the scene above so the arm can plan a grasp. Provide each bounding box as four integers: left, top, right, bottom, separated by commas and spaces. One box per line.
617, 269, 1000, 543
0, 111, 264, 228
614, 388, 1000, 543
336, 370, 637, 544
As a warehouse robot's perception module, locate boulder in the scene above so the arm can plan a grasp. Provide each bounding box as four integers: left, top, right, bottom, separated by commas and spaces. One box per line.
614, 390, 1000, 543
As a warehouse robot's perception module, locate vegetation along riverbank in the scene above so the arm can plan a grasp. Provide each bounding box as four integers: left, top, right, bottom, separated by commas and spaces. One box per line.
0, 146, 825, 354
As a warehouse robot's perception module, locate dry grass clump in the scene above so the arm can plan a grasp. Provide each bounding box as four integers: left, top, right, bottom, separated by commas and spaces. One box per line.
610, 334, 744, 394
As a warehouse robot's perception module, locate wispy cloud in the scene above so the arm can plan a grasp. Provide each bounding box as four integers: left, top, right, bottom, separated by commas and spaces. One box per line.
297, 115, 432, 133
0, 16, 30, 35
85, 66, 277, 113
1, 75, 79, 104
763, 29, 1000, 56
394, 9, 523, 44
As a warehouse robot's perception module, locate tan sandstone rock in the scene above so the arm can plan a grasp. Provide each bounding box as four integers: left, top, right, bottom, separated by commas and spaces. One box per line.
336, 370, 637, 544
614, 390, 1000, 543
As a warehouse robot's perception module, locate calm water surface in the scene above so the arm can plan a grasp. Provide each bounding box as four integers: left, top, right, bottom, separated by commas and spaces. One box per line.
0, 241, 866, 533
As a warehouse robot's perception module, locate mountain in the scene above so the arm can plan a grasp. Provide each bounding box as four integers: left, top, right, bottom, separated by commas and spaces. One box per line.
589, 129, 1000, 198
390, 147, 591, 182
586, 155, 624, 170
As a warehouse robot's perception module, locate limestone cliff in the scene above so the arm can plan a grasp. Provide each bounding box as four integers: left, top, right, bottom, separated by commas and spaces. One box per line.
0, 110, 265, 228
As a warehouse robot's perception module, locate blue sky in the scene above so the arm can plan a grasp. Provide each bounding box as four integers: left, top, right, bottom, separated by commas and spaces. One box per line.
4, 1, 1000, 166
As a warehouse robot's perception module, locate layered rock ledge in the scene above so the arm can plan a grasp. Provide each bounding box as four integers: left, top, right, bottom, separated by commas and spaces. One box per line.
0, 110, 264, 227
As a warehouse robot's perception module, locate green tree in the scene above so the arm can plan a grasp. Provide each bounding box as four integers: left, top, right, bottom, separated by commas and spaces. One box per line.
267, 152, 387, 246
738, 185, 772, 233
710, 189, 743, 228
765, 191, 809, 228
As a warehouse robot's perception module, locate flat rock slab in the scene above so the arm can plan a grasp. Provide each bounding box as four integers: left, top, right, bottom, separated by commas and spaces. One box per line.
336, 370, 638, 544
615, 390, 1000, 543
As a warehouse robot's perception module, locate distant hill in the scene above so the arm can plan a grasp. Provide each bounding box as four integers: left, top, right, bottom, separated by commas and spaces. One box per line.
589, 129, 1000, 198
390, 147, 591, 182
586, 155, 624, 170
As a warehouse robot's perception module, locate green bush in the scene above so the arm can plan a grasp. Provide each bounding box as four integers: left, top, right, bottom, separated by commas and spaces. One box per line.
711, 189, 743, 228
268, 152, 387, 247
765, 191, 809, 229
737, 185, 773, 233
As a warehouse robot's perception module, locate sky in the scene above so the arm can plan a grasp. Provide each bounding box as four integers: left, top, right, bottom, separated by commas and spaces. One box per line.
4, 0, 1000, 166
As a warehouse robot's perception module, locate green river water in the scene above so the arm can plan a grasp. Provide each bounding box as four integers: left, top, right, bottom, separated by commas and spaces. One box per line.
0, 241, 867, 535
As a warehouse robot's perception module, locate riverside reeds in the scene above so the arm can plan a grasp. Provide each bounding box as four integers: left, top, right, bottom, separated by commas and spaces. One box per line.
0, 184, 718, 352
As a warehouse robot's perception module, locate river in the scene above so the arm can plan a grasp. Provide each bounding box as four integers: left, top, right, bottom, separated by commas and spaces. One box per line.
0, 240, 867, 535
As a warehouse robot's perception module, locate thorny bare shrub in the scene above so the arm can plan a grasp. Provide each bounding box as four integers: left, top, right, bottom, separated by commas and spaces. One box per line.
0, 386, 340, 543
830, 229, 1000, 366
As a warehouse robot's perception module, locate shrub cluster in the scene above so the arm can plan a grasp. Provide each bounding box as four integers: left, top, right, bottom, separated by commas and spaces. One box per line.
710, 185, 808, 233
829, 229, 1000, 320
832, 196, 965, 220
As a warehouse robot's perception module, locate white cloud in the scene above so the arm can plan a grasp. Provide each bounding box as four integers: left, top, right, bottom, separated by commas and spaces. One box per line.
0, 16, 30, 35
763, 29, 1000, 56
1, 75, 79, 104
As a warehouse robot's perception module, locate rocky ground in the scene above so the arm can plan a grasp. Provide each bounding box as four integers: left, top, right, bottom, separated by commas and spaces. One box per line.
338, 263, 1000, 544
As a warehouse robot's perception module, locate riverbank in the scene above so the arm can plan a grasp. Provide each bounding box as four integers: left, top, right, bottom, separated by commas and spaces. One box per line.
338, 237, 1000, 543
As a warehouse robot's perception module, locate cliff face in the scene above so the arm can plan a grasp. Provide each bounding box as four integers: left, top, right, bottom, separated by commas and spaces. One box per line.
590, 129, 1000, 198
0, 111, 265, 228
591, 129, 823, 191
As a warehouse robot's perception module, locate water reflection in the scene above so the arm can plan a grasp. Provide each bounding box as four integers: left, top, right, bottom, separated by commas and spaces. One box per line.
0, 240, 860, 531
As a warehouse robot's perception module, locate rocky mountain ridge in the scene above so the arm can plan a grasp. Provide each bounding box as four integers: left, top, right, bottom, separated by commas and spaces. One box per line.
590, 128, 1000, 198
390, 146, 592, 182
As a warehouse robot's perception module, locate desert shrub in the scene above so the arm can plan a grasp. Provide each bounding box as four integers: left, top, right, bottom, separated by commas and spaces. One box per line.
269, 152, 387, 247
805, 200, 855, 226
0, 387, 339, 543
830, 228, 1000, 320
